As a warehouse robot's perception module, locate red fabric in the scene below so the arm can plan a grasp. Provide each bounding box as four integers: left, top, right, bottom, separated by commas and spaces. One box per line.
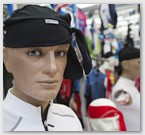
117, 110, 127, 131
105, 70, 112, 99
77, 9, 87, 35
135, 77, 140, 92
59, 79, 71, 103
74, 93, 82, 118
88, 106, 126, 131
54, 4, 70, 12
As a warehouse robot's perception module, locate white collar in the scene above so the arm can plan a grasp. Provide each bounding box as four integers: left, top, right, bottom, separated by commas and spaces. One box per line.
3, 88, 53, 120
119, 77, 135, 87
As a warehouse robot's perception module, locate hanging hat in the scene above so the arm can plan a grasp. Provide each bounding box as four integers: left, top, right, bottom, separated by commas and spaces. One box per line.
3, 5, 92, 80
88, 98, 126, 131
118, 47, 140, 62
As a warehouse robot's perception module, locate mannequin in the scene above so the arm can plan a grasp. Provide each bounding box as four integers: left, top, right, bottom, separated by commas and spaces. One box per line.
112, 47, 140, 131
3, 5, 92, 131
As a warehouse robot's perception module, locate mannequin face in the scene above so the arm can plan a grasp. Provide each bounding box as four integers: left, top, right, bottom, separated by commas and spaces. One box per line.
4, 44, 70, 104
130, 58, 140, 78
122, 58, 140, 80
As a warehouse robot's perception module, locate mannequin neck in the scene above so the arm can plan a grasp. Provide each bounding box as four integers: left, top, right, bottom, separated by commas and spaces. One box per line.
121, 72, 136, 81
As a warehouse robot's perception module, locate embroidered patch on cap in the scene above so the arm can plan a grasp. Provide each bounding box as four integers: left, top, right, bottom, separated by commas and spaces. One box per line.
45, 19, 59, 24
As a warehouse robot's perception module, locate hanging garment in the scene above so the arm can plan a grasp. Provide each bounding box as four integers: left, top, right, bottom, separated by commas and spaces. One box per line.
73, 80, 82, 117
90, 18, 100, 53
85, 24, 100, 58
99, 4, 111, 31
105, 69, 117, 99
74, 93, 82, 118
77, 8, 87, 35
124, 24, 134, 47
111, 35, 121, 55
99, 4, 117, 31
103, 37, 112, 56
56, 79, 72, 106
108, 4, 118, 29
53, 4, 71, 12
85, 68, 106, 108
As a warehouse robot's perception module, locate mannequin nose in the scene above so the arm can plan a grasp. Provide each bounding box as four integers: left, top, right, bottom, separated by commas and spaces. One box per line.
42, 52, 57, 75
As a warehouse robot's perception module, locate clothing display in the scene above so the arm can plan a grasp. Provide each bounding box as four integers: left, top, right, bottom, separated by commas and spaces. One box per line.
3, 89, 83, 131
112, 77, 140, 131
77, 8, 87, 35
3, 4, 140, 132
56, 79, 73, 106
85, 68, 106, 105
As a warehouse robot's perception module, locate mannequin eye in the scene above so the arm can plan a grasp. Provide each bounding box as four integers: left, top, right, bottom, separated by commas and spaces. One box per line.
55, 51, 67, 57
27, 50, 41, 56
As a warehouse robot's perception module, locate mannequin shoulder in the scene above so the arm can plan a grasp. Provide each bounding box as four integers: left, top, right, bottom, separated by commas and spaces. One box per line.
50, 103, 76, 117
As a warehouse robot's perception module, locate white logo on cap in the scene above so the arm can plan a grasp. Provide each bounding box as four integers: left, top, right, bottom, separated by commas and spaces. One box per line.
45, 19, 59, 24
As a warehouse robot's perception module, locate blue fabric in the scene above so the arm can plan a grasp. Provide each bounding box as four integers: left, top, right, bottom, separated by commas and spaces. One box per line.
109, 4, 118, 28
73, 79, 81, 93
85, 68, 106, 100
90, 20, 95, 50
7, 4, 13, 16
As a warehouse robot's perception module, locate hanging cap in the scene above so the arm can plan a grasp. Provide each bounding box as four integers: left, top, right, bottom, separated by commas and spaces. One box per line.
3, 5, 92, 80
119, 47, 140, 62
88, 98, 126, 131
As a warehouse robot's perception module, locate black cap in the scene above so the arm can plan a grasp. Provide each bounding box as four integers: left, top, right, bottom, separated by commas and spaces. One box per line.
119, 47, 140, 62
3, 5, 92, 80
3, 5, 72, 47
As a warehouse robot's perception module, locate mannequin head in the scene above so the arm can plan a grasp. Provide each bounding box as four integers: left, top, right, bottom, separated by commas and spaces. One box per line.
3, 5, 92, 108
118, 47, 140, 81
120, 58, 140, 81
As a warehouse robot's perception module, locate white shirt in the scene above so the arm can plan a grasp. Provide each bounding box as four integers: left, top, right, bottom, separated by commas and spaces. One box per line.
112, 77, 140, 131
3, 89, 83, 131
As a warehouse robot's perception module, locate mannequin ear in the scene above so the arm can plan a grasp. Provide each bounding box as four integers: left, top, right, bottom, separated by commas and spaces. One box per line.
3, 48, 12, 73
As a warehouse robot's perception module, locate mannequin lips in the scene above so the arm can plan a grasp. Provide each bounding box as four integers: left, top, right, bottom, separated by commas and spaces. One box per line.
37, 80, 58, 89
